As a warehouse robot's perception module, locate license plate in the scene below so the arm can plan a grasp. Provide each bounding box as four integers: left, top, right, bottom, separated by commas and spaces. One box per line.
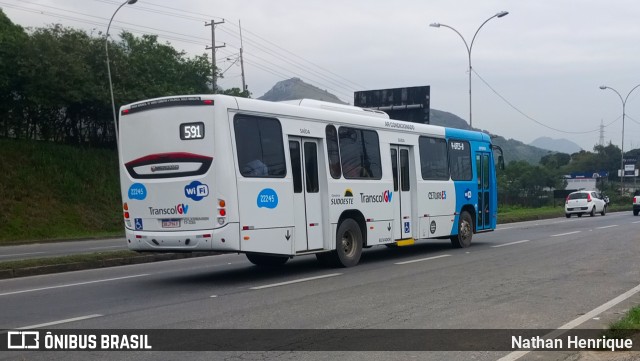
162, 219, 180, 228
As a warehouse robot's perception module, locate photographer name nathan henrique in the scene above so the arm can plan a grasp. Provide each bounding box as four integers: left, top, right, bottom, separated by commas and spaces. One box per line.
512, 335, 633, 351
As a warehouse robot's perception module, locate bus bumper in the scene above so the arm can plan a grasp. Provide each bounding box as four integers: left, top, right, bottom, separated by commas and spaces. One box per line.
126, 223, 240, 252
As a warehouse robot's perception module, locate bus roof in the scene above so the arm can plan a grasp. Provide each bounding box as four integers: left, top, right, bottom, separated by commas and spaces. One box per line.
120, 94, 492, 143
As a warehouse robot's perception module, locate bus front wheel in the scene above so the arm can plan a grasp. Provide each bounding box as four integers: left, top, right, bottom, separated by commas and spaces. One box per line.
450, 211, 473, 248
246, 253, 289, 267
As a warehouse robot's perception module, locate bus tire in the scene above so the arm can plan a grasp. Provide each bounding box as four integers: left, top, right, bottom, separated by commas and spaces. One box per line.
246, 253, 288, 267
450, 211, 473, 248
333, 218, 363, 267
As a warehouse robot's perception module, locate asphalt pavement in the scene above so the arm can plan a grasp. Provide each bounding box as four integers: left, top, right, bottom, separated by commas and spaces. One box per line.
1, 213, 639, 361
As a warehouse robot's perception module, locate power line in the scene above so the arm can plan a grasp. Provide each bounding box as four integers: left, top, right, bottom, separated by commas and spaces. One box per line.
0, 2, 209, 47
472, 68, 620, 134
91, 0, 363, 94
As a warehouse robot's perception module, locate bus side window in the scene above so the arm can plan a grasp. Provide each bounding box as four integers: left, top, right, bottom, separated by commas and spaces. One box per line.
419, 136, 449, 180
338, 127, 382, 180
449, 140, 472, 181
325, 125, 342, 179
234, 114, 286, 178
391, 148, 398, 191
289, 141, 303, 193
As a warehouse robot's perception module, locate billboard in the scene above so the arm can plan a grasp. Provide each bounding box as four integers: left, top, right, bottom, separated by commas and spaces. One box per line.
354, 86, 430, 124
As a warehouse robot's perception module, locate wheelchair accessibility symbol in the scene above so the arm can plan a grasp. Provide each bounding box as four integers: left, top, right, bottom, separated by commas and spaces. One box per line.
135, 218, 143, 230
404, 221, 410, 233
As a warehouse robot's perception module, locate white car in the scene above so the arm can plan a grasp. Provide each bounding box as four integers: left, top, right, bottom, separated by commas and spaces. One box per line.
565, 191, 607, 218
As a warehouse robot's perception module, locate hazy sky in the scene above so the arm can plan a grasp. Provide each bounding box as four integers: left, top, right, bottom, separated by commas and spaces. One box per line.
3, 0, 640, 151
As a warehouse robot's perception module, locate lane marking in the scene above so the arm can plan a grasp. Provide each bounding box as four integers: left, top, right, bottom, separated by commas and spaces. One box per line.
595, 225, 618, 229
494, 226, 515, 231
632, 221, 640, 224
17, 314, 103, 330
0, 252, 45, 258
498, 283, 640, 361
250, 273, 342, 290
491, 240, 530, 248
0, 274, 150, 297
86, 245, 123, 250
394, 254, 451, 265
550, 231, 581, 237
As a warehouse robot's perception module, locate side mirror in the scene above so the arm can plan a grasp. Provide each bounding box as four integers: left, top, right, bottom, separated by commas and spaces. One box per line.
498, 155, 505, 170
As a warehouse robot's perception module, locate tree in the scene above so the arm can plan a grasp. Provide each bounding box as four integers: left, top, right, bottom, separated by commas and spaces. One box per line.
540, 152, 570, 169
0, 10, 28, 138
221, 87, 251, 98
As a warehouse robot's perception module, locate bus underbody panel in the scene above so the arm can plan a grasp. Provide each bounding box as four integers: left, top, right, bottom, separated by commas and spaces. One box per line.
126, 223, 240, 252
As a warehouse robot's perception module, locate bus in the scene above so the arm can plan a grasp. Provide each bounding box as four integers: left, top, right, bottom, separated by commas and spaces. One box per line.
118, 95, 503, 267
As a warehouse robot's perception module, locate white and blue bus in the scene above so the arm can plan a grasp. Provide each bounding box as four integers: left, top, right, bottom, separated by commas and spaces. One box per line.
118, 95, 502, 267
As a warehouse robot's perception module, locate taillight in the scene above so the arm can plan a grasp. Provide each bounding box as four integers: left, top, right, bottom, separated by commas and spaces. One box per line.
587, 194, 592, 202
634, 197, 638, 203
565, 196, 570, 204
217, 199, 226, 225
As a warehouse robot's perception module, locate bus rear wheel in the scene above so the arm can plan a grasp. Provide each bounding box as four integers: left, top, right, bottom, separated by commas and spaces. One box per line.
450, 211, 473, 248
320, 218, 363, 268
246, 253, 289, 267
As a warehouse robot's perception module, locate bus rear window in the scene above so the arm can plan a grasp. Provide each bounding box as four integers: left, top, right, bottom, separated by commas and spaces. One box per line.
234, 114, 286, 178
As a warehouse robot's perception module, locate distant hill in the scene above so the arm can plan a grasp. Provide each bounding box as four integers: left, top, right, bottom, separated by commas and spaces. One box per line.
259, 78, 551, 164
429, 110, 550, 164
530, 137, 582, 154
258, 78, 347, 104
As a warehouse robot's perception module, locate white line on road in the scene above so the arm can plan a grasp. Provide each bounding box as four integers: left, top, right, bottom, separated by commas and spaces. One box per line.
0, 252, 46, 258
491, 240, 530, 248
0, 274, 150, 297
633, 221, 640, 224
250, 273, 342, 290
550, 231, 581, 237
494, 226, 515, 231
595, 225, 618, 229
86, 245, 123, 250
17, 314, 103, 330
394, 254, 451, 265
497, 283, 640, 361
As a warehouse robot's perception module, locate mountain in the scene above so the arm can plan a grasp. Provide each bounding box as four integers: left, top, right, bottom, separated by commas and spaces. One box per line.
429, 110, 550, 164
530, 137, 582, 154
258, 78, 347, 104
258, 78, 550, 164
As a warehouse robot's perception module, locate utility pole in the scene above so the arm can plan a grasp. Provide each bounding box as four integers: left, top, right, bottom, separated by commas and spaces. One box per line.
599, 119, 605, 146
239, 20, 247, 93
205, 19, 225, 93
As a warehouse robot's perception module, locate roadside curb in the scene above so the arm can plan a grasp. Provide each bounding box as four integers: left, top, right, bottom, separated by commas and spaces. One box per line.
0, 252, 216, 280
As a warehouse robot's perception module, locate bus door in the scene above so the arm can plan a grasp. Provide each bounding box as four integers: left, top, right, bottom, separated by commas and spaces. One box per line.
390, 145, 413, 239
289, 137, 325, 252
476, 152, 492, 230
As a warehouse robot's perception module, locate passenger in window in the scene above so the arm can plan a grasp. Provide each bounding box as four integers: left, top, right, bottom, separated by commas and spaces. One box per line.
242, 159, 269, 176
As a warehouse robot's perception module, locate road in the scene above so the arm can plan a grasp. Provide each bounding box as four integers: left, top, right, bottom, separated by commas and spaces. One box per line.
1, 213, 639, 360
0, 238, 125, 261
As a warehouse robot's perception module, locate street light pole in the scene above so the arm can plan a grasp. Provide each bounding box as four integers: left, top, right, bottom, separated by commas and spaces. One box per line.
430, 11, 508, 129
599, 84, 640, 196
106, 0, 137, 149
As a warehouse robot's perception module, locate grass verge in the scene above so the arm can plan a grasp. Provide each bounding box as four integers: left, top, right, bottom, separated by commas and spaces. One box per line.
604, 305, 640, 339
498, 204, 630, 223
